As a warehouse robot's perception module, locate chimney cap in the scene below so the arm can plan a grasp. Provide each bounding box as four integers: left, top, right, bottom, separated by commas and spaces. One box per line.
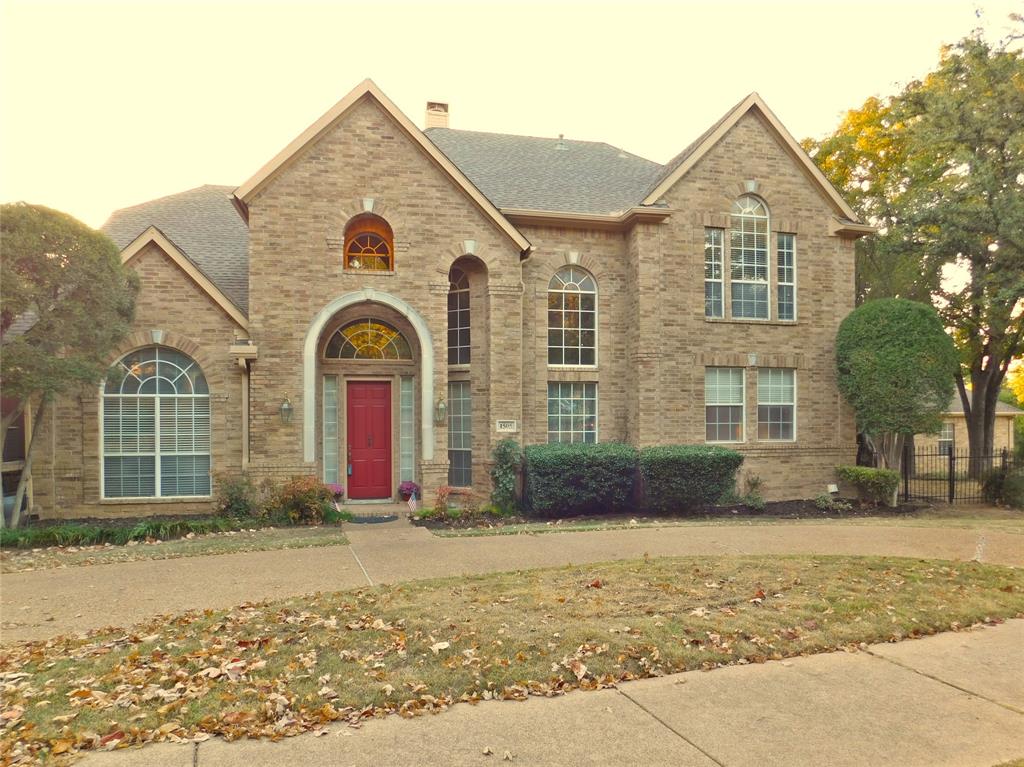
425, 101, 449, 129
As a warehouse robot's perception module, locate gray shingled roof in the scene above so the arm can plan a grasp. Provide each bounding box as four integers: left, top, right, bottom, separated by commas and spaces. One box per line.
946, 394, 1023, 415
102, 185, 249, 313
425, 128, 663, 215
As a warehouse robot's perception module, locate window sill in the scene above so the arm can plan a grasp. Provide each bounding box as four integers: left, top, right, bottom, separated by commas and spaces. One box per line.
705, 318, 799, 326
341, 270, 396, 277
99, 496, 212, 505
448, 364, 470, 372
547, 365, 599, 371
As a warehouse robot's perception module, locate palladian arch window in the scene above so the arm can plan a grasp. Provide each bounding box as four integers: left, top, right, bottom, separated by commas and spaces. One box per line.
548, 266, 597, 366
448, 267, 470, 365
102, 347, 210, 498
324, 319, 412, 359
344, 215, 393, 271
730, 195, 769, 319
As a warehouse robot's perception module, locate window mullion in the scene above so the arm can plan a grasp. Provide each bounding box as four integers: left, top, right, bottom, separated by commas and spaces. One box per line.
154, 396, 162, 498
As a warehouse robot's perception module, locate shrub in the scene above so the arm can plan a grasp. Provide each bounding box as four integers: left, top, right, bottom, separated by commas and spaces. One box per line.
214, 473, 263, 519
0, 516, 261, 550
815, 494, 852, 512
983, 467, 1024, 509
434, 485, 454, 516
525, 442, 638, 516
269, 475, 333, 525
835, 466, 899, 506
639, 445, 744, 513
490, 439, 523, 513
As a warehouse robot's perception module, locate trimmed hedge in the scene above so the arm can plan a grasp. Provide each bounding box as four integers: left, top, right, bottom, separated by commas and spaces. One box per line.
0, 516, 265, 550
639, 445, 744, 512
525, 442, 638, 516
835, 465, 899, 505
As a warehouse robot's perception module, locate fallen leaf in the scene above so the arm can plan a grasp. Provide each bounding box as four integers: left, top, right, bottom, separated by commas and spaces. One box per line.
430, 641, 450, 654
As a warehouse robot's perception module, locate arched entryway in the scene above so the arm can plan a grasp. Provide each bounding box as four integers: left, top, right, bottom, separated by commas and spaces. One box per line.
303, 289, 434, 500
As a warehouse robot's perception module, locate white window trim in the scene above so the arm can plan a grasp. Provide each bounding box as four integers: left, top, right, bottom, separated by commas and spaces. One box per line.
546, 382, 599, 443
99, 391, 213, 501
704, 227, 725, 318
547, 267, 599, 369
704, 368, 745, 444
777, 233, 797, 322
756, 368, 797, 442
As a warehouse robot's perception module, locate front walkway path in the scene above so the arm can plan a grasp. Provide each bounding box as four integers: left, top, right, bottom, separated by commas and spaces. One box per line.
2, 519, 1021, 642
82, 620, 1024, 766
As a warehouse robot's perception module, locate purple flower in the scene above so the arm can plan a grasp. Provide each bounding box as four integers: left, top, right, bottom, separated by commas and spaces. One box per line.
327, 483, 345, 499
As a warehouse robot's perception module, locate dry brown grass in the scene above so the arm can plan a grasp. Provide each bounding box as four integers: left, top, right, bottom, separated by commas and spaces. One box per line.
2, 554, 1022, 763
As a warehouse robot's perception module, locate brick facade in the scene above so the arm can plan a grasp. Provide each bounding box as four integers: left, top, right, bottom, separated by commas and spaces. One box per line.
30, 86, 866, 519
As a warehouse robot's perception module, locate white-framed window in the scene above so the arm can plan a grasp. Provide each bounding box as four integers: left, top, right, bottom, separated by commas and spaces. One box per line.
400, 376, 416, 482
448, 267, 470, 365
730, 196, 769, 319
548, 266, 597, 366
323, 375, 339, 484
447, 381, 472, 486
757, 368, 796, 441
704, 228, 724, 318
777, 233, 796, 321
705, 367, 744, 443
102, 347, 211, 498
547, 382, 597, 443
938, 422, 955, 456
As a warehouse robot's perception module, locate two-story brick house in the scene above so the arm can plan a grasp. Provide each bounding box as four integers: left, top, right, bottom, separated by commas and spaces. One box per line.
28, 79, 871, 519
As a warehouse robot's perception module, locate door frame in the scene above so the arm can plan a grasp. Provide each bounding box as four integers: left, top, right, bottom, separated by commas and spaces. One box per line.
342, 376, 395, 501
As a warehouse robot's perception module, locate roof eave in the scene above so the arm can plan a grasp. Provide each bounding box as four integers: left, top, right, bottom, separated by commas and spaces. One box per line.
502, 206, 674, 231
829, 219, 877, 238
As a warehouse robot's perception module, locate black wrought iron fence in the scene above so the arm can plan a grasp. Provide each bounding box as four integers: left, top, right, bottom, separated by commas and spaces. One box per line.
901, 445, 1019, 504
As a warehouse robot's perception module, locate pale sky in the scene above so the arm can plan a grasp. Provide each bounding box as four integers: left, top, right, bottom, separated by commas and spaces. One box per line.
1, 0, 1020, 228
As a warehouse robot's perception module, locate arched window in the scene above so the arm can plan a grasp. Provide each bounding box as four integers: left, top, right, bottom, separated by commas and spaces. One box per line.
324, 319, 412, 360
344, 215, 393, 271
548, 266, 596, 366
729, 195, 769, 319
102, 347, 210, 498
448, 266, 470, 365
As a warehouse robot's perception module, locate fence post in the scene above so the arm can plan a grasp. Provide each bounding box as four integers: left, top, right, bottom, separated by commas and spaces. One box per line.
1002, 447, 1008, 473
948, 448, 956, 504
902, 440, 910, 502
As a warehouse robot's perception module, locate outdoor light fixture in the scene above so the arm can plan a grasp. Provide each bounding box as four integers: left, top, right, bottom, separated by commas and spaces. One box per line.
279, 397, 294, 425
433, 398, 447, 425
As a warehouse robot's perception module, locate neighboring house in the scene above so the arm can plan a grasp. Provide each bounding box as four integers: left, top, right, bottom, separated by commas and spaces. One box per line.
28, 79, 872, 519
916, 395, 1021, 455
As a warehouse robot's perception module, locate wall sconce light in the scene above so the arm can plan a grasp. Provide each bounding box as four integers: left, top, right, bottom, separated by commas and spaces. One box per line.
433, 398, 448, 425
279, 397, 294, 425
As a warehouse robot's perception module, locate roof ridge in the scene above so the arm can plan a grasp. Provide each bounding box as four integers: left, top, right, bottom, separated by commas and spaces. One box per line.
426, 126, 659, 163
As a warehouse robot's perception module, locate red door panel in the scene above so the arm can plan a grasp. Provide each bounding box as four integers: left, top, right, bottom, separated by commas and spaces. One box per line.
347, 381, 391, 499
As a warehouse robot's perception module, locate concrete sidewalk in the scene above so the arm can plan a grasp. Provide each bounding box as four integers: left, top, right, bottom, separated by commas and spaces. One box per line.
83, 620, 1024, 767
3, 518, 1022, 642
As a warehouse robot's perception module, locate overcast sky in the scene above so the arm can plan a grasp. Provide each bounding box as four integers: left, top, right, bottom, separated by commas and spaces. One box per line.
1, 0, 1019, 228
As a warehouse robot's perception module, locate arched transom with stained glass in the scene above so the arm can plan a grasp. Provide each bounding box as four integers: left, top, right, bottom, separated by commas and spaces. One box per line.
325, 319, 413, 360
102, 347, 210, 499
344, 216, 394, 271
547, 266, 596, 366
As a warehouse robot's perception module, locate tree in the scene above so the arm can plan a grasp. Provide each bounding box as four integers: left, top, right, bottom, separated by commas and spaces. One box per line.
807, 30, 1024, 462
836, 299, 959, 476
0, 203, 138, 527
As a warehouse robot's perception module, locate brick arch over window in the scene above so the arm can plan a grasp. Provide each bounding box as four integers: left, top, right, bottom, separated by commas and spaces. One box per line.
344, 213, 394, 271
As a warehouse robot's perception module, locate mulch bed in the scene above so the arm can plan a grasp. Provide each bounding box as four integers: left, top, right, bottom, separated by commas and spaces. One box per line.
413, 498, 928, 531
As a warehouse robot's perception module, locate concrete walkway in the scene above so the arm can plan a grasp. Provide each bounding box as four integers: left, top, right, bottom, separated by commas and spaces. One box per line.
2, 519, 1022, 642
82, 619, 1024, 767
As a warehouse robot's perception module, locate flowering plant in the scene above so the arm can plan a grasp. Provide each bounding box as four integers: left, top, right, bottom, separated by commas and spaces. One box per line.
398, 480, 420, 498
326, 483, 345, 500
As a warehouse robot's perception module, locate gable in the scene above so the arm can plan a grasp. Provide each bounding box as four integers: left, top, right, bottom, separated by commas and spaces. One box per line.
121, 227, 248, 330
643, 94, 860, 223
233, 80, 530, 252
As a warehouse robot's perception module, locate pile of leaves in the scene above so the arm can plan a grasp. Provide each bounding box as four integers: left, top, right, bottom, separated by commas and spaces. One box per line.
1, 554, 1022, 763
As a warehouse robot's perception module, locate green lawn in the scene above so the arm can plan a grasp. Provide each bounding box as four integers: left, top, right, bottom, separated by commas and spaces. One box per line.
430, 508, 1024, 537
1, 554, 1021, 762
0, 526, 349, 573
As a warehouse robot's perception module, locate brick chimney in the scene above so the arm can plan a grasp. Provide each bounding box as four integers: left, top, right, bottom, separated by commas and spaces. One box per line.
425, 101, 449, 129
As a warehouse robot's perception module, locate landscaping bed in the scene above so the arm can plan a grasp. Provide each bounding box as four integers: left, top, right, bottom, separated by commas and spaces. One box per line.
413, 498, 922, 532
1, 554, 1021, 762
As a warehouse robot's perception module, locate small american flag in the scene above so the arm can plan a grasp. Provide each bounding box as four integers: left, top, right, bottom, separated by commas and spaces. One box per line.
407, 491, 419, 514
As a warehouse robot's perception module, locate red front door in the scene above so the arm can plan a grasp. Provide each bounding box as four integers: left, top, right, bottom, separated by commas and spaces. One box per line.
347, 381, 392, 499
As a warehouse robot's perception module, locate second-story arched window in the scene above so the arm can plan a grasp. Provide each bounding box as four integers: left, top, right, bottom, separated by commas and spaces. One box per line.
344, 215, 393, 271
548, 266, 597, 366
730, 195, 769, 319
448, 266, 470, 365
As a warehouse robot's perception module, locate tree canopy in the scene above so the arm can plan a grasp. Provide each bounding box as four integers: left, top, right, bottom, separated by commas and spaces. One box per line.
0, 203, 138, 525
836, 298, 958, 471
807, 29, 1024, 459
